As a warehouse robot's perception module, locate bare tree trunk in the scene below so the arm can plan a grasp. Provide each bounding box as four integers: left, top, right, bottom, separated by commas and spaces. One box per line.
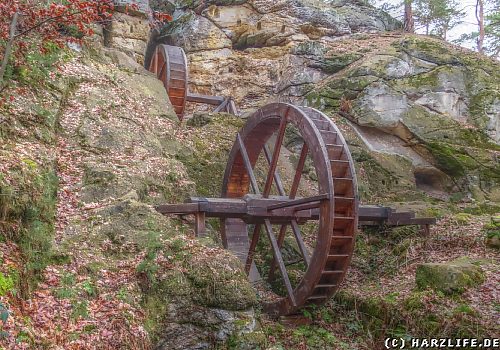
404, 0, 415, 33
476, 0, 485, 53
0, 12, 19, 88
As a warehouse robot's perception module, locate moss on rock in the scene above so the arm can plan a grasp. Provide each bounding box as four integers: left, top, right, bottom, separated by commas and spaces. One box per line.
178, 114, 244, 197
415, 257, 485, 294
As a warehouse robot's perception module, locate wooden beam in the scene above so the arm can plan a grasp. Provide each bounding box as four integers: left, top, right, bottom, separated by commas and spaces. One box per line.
229, 99, 238, 116
267, 194, 329, 211
213, 97, 229, 113
155, 202, 199, 214
290, 219, 310, 266
195, 212, 206, 237
186, 93, 225, 105
268, 224, 288, 281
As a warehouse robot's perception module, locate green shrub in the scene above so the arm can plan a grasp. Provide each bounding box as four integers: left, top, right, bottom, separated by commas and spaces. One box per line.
0, 273, 14, 296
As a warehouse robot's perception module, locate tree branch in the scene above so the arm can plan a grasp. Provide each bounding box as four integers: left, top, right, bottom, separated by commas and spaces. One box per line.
14, 10, 84, 39
0, 11, 19, 88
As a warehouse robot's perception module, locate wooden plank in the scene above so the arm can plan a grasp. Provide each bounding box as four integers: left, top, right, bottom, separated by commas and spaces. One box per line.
155, 203, 199, 214
186, 93, 225, 105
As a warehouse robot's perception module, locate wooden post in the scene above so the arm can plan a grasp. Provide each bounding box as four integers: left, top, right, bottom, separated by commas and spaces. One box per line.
420, 224, 430, 237
195, 212, 207, 237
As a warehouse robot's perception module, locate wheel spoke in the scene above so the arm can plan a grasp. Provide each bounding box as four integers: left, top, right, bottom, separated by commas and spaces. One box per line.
290, 142, 308, 199
267, 224, 287, 281
245, 224, 261, 274
264, 145, 285, 196
237, 133, 260, 194
290, 219, 310, 267
263, 219, 297, 306
263, 112, 288, 197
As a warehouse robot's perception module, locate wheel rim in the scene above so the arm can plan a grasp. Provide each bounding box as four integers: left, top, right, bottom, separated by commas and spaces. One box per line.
148, 44, 188, 119
221, 102, 358, 316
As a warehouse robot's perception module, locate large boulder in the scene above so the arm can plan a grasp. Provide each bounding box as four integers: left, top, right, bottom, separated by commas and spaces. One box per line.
307, 36, 500, 199
415, 258, 485, 294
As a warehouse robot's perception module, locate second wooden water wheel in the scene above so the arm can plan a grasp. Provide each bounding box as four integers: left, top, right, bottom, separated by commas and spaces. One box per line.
148, 44, 188, 118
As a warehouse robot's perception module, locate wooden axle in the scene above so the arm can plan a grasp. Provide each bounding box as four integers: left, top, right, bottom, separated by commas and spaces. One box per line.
156, 196, 436, 236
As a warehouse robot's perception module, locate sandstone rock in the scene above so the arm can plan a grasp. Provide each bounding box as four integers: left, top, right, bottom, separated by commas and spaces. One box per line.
102, 47, 145, 71
484, 216, 500, 249
353, 82, 409, 128
164, 13, 232, 52
111, 13, 150, 41
154, 306, 256, 350
415, 258, 485, 294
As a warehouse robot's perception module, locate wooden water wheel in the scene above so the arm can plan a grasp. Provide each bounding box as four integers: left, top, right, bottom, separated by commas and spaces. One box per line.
156, 102, 435, 316
148, 44, 239, 119
148, 44, 188, 118
221, 103, 358, 315
158, 102, 358, 315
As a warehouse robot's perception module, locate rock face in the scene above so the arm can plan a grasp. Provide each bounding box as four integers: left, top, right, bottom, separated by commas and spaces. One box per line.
415, 258, 485, 294
146, 0, 499, 202
103, 5, 151, 64
3, 40, 257, 347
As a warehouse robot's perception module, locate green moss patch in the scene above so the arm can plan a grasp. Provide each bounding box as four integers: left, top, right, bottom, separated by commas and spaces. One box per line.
178, 114, 244, 197
415, 257, 485, 295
